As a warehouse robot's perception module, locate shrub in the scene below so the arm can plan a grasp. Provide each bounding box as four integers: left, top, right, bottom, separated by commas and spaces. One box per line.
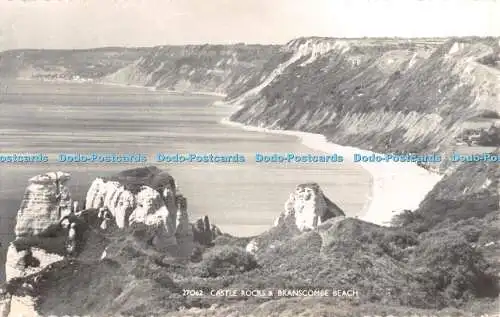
195, 245, 258, 278
411, 232, 499, 307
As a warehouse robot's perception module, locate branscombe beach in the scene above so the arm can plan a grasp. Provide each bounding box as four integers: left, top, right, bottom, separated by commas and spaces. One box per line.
220, 116, 443, 226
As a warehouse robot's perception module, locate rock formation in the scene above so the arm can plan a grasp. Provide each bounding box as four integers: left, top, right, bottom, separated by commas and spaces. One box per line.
5, 244, 63, 283
246, 183, 344, 255
85, 178, 136, 228
274, 182, 345, 231
192, 215, 222, 246
1, 167, 226, 316
86, 166, 178, 227
174, 193, 194, 257
14, 171, 73, 237
84, 168, 182, 254
5, 171, 76, 292
84, 166, 218, 255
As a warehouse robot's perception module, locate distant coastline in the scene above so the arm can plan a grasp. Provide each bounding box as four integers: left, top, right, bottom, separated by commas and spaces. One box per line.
8, 77, 228, 98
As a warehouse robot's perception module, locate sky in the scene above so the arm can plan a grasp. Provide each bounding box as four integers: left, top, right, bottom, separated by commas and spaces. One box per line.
0, 0, 499, 50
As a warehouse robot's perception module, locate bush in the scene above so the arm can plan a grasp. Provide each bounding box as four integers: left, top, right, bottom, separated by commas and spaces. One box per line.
195, 245, 258, 278
411, 232, 499, 307
379, 229, 419, 261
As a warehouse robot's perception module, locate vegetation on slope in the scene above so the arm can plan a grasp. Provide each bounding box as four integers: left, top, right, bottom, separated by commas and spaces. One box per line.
1, 38, 500, 316
0, 47, 150, 80
230, 38, 500, 155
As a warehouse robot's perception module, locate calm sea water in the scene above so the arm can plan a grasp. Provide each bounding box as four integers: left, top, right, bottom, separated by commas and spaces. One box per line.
0, 80, 370, 279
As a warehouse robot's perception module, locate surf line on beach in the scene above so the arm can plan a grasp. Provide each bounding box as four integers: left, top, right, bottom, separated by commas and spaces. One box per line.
219, 117, 443, 227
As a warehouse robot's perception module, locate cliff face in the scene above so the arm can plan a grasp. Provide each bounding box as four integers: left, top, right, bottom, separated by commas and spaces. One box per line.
274, 182, 345, 231
247, 183, 345, 254
85, 167, 198, 255
103, 44, 281, 94
229, 37, 500, 158
0, 44, 282, 97
4, 172, 79, 317
1, 167, 225, 317
14, 172, 73, 238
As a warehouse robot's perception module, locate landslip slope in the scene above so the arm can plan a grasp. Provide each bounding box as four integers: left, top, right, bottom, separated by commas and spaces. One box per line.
102, 44, 281, 94
229, 37, 500, 162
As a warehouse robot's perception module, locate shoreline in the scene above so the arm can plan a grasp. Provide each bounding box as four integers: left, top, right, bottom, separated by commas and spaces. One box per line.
97, 80, 228, 97
219, 117, 443, 226
12, 78, 229, 98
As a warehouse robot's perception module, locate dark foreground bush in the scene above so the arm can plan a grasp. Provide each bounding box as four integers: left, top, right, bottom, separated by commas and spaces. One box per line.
194, 245, 258, 278
410, 232, 499, 307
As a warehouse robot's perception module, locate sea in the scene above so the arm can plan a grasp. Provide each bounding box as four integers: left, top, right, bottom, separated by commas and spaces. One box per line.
0, 80, 370, 280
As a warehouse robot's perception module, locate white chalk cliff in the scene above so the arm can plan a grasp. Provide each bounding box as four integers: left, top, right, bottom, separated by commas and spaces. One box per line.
85, 178, 137, 228
274, 183, 345, 231
15, 172, 73, 237
247, 183, 345, 254
7, 171, 73, 283
3, 172, 75, 317
84, 167, 207, 256
1, 167, 224, 317
84, 178, 184, 253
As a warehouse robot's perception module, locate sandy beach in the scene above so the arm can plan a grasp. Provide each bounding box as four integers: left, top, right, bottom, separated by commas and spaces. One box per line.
220, 117, 443, 226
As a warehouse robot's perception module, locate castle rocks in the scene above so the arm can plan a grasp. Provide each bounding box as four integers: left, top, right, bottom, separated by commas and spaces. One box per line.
274, 183, 345, 231
6, 171, 73, 283
15, 172, 73, 237
85, 178, 137, 228
84, 168, 192, 254
83, 166, 222, 255
6, 167, 211, 278
3, 172, 75, 316
2, 167, 224, 316
247, 183, 345, 255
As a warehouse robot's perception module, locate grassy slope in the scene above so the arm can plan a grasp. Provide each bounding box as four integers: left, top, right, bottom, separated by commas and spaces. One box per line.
1, 39, 500, 316
230, 37, 500, 157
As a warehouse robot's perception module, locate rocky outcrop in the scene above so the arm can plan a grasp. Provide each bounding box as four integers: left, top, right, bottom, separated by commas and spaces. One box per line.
6, 171, 75, 284
84, 167, 196, 254
14, 172, 73, 238
192, 216, 222, 246
1, 167, 225, 316
246, 183, 344, 255
3, 172, 79, 317
83, 166, 224, 256
274, 183, 345, 231
174, 194, 194, 257
84, 178, 137, 228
